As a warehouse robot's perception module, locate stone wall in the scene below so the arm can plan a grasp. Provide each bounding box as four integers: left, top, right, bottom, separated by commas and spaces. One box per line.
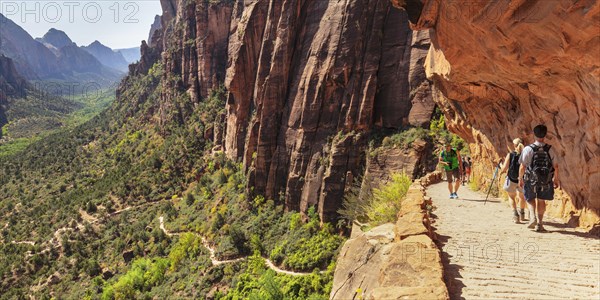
331, 171, 448, 300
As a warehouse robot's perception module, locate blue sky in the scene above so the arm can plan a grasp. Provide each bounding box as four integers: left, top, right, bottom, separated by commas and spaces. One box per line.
1, 0, 162, 49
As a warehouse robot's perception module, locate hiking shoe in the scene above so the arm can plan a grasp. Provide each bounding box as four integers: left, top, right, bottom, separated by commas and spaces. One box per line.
449, 193, 455, 199
454, 193, 459, 199
520, 212, 527, 222
535, 224, 547, 232
513, 214, 520, 224
527, 219, 538, 229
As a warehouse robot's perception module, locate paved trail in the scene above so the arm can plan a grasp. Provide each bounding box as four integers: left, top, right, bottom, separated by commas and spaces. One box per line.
428, 183, 600, 300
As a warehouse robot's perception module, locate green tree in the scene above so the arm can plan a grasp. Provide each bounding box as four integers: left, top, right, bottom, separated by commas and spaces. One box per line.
185, 193, 195, 206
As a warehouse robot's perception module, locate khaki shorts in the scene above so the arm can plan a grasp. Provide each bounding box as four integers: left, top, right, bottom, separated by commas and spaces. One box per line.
503, 176, 523, 194
445, 169, 460, 183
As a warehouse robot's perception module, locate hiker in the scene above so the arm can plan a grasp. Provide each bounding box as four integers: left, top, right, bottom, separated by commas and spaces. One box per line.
462, 156, 472, 184
439, 142, 463, 199
519, 125, 560, 232
467, 157, 472, 181
500, 138, 527, 223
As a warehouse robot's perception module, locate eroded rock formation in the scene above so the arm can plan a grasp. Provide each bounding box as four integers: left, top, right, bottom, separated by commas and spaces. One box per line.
394, 0, 600, 228
149, 0, 437, 221
365, 139, 436, 186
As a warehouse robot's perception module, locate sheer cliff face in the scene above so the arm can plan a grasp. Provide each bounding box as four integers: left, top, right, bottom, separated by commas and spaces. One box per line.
0, 56, 25, 132
152, 0, 434, 221
396, 0, 600, 228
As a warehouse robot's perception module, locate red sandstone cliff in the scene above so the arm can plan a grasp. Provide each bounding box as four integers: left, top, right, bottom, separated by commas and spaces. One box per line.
148, 0, 436, 221
394, 0, 600, 228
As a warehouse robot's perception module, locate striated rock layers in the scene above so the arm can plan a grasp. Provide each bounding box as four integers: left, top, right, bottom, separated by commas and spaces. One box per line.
394, 0, 600, 228
149, 0, 436, 221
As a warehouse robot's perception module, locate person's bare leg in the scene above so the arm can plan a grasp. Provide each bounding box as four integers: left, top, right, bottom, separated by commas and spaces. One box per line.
508, 192, 517, 210
517, 192, 526, 221
508, 192, 519, 222
454, 179, 461, 195
537, 199, 547, 225
527, 200, 537, 228
518, 193, 526, 209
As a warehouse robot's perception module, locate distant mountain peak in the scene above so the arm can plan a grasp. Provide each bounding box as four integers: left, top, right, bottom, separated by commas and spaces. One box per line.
82, 41, 129, 73
86, 40, 110, 50
41, 28, 74, 48
116, 47, 141, 64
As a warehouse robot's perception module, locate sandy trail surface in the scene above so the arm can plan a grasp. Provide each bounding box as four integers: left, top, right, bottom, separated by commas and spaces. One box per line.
428, 183, 600, 300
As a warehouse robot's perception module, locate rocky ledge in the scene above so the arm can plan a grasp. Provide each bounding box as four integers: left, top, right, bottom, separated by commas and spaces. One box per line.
330, 172, 448, 300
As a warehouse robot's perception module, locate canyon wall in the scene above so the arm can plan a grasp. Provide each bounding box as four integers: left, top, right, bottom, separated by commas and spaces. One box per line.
394, 0, 600, 228
150, 0, 437, 221
0, 55, 24, 133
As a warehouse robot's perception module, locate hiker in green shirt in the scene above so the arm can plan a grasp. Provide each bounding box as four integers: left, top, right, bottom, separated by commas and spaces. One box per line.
439, 142, 463, 199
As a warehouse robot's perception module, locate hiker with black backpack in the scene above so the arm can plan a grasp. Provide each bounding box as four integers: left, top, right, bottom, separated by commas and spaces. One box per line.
500, 138, 527, 223
519, 125, 560, 232
439, 142, 463, 199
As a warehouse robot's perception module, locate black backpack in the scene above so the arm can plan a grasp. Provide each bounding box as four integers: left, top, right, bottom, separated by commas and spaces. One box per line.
507, 152, 520, 182
525, 144, 554, 190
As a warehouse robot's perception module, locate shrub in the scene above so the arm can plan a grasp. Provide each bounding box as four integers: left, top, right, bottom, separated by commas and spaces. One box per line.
338, 175, 374, 226
382, 128, 430, 149
168, 233, 203, 271
366, 173, 412, 225
185, 193, 195, 206
101, 258, 169, 300
85, 201, 97, 214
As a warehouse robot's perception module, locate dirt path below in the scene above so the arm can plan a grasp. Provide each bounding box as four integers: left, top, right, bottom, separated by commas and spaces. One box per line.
427, 182, 600, 300
158, 216, 322, 276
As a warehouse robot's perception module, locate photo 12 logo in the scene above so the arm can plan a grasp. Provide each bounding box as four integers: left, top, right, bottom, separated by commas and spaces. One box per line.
0, 1, 140, 24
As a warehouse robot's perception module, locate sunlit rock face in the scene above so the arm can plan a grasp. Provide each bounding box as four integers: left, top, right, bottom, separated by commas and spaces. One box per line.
152, 0, 436, 221
394, 0, 600, 228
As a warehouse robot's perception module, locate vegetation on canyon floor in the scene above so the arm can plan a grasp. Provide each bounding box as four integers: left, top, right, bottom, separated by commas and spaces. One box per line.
0, 61, 342, 299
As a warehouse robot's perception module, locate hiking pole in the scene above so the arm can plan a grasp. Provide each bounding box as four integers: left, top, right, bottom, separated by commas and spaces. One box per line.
484, 161, 502, 205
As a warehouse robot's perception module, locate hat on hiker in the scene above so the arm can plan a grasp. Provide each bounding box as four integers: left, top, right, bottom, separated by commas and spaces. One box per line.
533, 125, 547, 138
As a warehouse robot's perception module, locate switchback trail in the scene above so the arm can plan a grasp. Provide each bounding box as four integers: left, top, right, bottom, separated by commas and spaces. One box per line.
159, 216, 323, 276
428, 183, 600, 299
